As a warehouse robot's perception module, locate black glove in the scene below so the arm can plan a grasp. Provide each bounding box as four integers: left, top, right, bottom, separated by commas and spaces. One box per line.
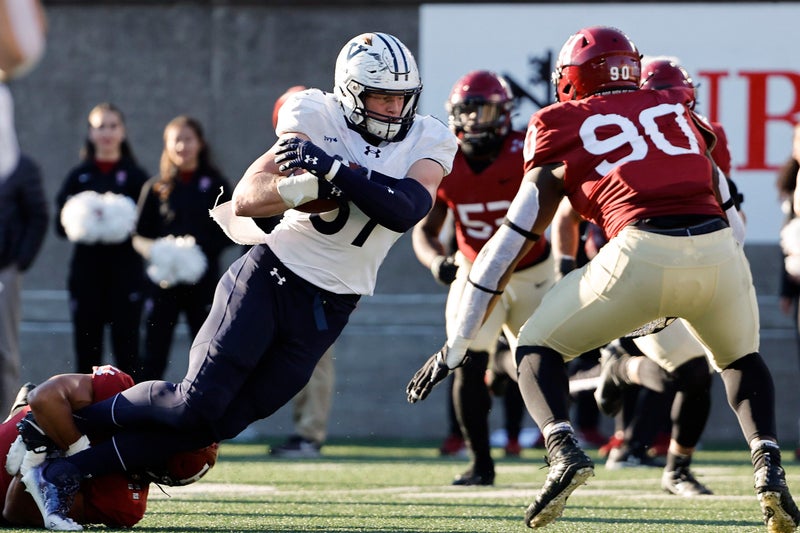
558, 256, 577, 278
407, 345, 468, 403
275, 137, 337, 178
16, 412, 57, 454
430, 255, 458, 285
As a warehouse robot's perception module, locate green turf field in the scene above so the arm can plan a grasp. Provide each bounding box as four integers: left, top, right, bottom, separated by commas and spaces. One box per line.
31, 441, 799, 532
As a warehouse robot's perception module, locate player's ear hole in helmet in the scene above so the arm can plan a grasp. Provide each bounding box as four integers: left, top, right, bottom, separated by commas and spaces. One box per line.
334, 32, 422, 144
552, 26, 641, 102
446, 70, 514, 158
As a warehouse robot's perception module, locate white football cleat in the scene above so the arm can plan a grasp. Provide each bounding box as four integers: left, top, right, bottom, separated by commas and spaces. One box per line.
21, 463, 82, 531
5, 435, 26, 475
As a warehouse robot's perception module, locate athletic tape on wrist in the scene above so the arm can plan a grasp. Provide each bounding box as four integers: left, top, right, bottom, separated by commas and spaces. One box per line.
324, 159, 342, 182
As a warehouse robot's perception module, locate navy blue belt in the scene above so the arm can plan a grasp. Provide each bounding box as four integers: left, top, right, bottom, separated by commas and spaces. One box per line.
633, 217, 728, 237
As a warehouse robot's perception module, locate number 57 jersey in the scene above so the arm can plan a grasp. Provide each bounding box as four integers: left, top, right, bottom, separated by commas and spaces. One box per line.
524, 86, 723, 239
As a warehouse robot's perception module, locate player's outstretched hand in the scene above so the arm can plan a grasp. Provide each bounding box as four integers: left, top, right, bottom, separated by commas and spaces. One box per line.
16, 412, 56, 454
275, 137, 336, 178
430, 255, 458, 285
407, 345, 466, 403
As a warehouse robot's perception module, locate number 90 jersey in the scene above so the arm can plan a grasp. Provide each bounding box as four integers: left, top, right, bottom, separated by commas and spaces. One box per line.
269, 89, 457, 295
524, 86, 723, 239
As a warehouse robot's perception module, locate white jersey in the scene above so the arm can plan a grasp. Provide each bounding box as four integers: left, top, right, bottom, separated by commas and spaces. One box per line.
267, 89, 456, 295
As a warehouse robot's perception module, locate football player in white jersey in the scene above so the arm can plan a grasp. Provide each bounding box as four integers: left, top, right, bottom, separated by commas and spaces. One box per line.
22, 32, 457, 530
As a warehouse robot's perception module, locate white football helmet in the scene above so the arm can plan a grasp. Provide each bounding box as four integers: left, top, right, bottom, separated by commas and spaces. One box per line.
334, 32, 422, 143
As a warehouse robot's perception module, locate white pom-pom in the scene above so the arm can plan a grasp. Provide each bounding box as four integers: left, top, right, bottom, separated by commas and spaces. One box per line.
781, 219, 800, 282
61, 191, 137, 244
787, 255, 800, 279
147, 235, 208, 289
98, 193, 137, 243
61, 191, 105, 243
781, 219, 800, 256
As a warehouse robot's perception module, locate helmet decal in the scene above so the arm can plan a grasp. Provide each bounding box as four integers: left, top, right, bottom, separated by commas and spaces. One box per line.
553, 26, 641, 102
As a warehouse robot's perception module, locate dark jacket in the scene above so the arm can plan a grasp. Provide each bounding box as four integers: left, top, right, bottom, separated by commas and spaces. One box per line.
54, 156, 149, 293
136, 168, 233, 282
0, 154, 49, 271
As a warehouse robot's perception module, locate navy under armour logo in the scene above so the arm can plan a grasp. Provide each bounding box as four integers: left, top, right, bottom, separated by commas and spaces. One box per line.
331, 186, 343, 197
270, 268, 286, 285
304, 155, 319, 166
364, 146, 381, 158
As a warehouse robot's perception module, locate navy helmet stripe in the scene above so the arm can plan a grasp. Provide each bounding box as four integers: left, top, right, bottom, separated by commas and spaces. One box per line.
376, 33, 409, 81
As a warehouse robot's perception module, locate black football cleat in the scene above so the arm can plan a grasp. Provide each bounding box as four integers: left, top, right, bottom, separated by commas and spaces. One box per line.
662, 465, 713, 497
524, 433, 594, 528
452, 468, 495, 486
4, 382, 36, 422
593, 341, 627, 417
605, 446, 666, 470
753, 443, 800, 533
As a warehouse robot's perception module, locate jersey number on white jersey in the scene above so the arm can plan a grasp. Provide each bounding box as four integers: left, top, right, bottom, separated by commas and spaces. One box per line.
309, 203, 378, 247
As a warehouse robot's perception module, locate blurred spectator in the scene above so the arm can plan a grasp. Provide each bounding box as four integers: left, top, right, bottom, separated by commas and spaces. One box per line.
0, 153, 47, 414
776, 122, 800, 461
55, 103, 148, 376
0, 0, 47, 413
133, 115, 233, 381
269, 347, 334, 457
777, 123, 800, 356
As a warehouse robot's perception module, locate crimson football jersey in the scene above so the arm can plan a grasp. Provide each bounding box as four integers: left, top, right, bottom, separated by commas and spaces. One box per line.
438, 131, 549, 268
0, 409, 29, 502
0, 366, 148, 527
85, 366, 149, 526
710, 121, 732, 177
524, 87, 723, 238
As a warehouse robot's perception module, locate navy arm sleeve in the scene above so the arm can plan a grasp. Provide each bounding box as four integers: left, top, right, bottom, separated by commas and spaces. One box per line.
329, 166, 432, 233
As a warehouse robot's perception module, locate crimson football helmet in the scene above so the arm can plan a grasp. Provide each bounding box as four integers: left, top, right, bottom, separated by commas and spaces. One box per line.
334, 32, 422, 143
272, 85, 307, 130
640, 57, 696, 107
142, 443, 219, 487
446, 70, 514, 157
553, 26, 641, 101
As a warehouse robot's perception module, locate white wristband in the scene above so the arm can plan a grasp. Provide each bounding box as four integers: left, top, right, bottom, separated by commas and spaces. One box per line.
324, 159, 342, 182
276, 172, 319, 208
66, 435, 91, 456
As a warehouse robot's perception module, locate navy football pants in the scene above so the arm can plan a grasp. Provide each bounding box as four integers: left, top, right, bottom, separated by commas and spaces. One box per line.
73, 244, 359, 475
